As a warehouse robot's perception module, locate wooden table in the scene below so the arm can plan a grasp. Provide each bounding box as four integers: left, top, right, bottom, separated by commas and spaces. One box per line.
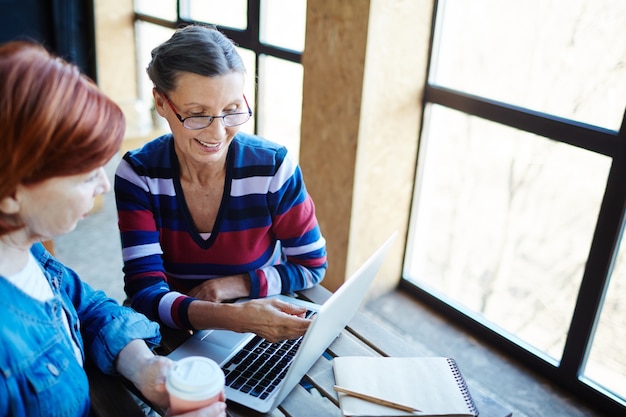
89, 285, 512, 417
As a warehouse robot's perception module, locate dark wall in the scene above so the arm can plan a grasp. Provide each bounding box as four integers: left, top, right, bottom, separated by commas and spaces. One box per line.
0, 0, 96, 80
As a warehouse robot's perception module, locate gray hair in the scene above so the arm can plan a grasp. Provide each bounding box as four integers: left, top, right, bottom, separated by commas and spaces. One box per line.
147, 25, 246, 93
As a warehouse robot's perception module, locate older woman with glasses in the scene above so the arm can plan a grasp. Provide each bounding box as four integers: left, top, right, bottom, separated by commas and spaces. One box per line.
114, 25, 327, 342
0, 41, 226, 417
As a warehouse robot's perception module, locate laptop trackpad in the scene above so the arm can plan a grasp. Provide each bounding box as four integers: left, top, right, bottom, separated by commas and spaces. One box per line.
168, 329, 252, 364
200, 329, 251, 349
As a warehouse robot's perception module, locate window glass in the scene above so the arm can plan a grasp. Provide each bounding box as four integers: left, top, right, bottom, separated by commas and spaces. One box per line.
404, 104, 611, 360
134, 0, 177, 21
134, 22, 175, 105
260, 0, 306, 52
237, 47, 256, 135
184, 0, 247, 29
431, 0, 626, 130
584, 238, 626, 400
257, 55, 303, 158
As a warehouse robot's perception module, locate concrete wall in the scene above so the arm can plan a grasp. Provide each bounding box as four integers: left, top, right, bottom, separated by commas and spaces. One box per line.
300, 0, 432, 295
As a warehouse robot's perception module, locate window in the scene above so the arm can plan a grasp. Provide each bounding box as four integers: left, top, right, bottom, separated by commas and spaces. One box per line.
406, 105, 611, 361
133, 0, 306, 158
404, 0, 626, 414
403, 0, 626, 413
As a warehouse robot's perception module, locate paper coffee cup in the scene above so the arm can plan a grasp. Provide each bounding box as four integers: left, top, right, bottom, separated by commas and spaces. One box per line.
166, 356, 225, 414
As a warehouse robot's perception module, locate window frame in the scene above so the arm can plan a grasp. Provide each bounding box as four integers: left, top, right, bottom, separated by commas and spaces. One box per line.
133, 0, 303, 136
400, 2, 626, 415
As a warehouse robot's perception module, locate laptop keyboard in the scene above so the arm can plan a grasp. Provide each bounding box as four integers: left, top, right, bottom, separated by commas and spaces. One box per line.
222, 309, 315, 399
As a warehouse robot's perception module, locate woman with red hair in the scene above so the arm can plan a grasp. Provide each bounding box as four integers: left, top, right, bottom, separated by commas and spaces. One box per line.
0, 41, 225, 417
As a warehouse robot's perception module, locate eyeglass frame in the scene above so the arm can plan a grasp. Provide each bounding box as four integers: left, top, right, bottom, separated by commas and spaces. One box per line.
160, 92, 252, 130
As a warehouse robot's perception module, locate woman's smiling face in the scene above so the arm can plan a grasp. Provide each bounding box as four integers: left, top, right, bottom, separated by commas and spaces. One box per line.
156, 71, 247, 168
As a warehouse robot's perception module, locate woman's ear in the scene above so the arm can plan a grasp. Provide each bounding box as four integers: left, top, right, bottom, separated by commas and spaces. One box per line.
0, 193, 20, 215
152, 88, 167, 117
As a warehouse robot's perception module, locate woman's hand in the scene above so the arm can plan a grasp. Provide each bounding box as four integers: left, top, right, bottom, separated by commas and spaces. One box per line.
117, 340, 228, 417
116, 339, 173, 410
187, 274, 250, 302
188, 296, 313, 343
235, 298, 312, 342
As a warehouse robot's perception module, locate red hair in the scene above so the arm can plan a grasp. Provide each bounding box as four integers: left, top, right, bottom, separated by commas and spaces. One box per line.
0, 41, 125, 235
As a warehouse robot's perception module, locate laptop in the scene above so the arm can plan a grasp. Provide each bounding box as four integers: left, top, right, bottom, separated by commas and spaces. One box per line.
167, 232, 396, 413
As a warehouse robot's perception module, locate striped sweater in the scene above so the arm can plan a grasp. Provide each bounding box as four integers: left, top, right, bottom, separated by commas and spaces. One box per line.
114, 132, 327, 329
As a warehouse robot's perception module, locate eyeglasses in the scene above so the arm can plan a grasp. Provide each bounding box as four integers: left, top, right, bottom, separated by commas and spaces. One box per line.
161, 93, 252, 130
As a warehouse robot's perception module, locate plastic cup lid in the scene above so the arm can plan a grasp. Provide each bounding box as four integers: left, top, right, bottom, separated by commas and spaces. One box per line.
166, 356, 225, 401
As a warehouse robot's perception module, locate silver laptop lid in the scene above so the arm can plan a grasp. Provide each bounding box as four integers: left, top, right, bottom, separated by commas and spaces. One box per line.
260, 232, 397, 413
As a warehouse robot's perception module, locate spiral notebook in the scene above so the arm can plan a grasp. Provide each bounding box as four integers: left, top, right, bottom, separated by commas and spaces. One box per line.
332, 356, 479, 417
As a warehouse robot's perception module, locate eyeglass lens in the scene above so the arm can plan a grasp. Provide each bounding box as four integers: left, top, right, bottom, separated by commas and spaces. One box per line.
184, 113, 251, 129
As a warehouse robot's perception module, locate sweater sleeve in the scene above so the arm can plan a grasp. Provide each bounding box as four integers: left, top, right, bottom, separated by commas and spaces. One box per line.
115, 155, 195, 330
249, 150, 327, 298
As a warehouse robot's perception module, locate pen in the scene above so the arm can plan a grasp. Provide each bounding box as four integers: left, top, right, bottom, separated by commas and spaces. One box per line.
333, 385, 421, 413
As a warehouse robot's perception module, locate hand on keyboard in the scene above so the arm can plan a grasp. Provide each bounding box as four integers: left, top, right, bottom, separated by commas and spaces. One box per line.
223, 307, 316, 400
235, 298, 313, 343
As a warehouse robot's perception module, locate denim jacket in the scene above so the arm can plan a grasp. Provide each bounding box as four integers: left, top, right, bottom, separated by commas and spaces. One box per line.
0, 243, 161, 417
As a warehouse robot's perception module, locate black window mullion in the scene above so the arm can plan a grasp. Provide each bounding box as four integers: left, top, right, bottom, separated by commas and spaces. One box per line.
561, 110, 626, 384
424, 85, 620, 156
560, 146, 626, 378
246, 0, 260, 49
133, 12, 179, 30
247, 0, 261, 133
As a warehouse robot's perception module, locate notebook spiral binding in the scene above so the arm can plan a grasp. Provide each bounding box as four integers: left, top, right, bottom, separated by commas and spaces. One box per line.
446, 358, 480, 416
